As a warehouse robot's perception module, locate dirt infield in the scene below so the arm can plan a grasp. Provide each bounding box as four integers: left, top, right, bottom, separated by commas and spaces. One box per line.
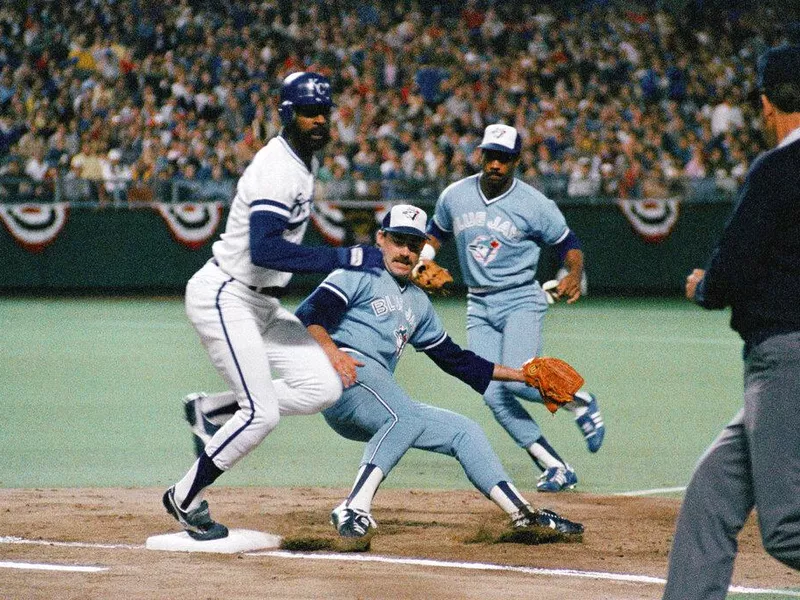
0, 487, 796, 599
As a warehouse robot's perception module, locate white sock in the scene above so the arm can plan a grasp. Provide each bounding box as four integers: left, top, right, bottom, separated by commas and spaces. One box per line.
174, 460, 204, 512
345, 464, 384, 514
564, 390, 592, 417
527, 441, 566, 469
489, 481, 530, 516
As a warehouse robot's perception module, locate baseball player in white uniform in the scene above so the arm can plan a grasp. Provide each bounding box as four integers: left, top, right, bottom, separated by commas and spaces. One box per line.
162, 72, 384, 541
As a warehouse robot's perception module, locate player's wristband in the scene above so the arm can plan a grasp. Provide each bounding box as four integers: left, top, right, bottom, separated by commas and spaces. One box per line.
419, 244, 436, 261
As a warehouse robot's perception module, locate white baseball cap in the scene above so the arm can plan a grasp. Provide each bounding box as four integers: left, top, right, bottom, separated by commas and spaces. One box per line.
381, 204, 428, 239
478, 124, 522, 155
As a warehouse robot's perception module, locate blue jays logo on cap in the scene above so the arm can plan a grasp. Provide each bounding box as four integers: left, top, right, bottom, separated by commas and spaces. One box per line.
478, 124, 522, 155
381, 204, 428, 239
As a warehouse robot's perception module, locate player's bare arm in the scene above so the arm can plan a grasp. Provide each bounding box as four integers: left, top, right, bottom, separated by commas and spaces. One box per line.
491, 364, 527, 384
685, 268, 705, 301
557, 248, 585, 304
306, 324, 363, 389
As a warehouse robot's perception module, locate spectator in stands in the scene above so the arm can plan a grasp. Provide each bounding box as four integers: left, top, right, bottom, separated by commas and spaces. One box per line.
0, 157, 34, 199
684, 143, 708, 179
61, 159, 95, 203
102, 148, 132, 205
567, 156, 600, 198
710, 92, 744, 138
24, 145, 49, 184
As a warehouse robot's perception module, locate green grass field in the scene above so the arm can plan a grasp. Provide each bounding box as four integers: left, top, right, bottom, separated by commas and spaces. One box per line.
1, 295, 744, 494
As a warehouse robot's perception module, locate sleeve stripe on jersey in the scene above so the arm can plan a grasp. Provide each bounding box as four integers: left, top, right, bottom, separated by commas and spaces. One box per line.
250, 199, 290, 219
432, 214, 452, 233
553, 228, 570, 245
319, 281, 350, 305
417, 331, 448, 351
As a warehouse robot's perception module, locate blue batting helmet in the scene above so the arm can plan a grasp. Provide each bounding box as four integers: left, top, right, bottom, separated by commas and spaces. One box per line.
278, 72, 334, 126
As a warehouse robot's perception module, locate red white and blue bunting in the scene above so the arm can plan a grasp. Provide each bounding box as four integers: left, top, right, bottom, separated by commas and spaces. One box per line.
153, 201, 223, 249
310, 200, 347, 246
0, 202, 70, 252
616, 197, 681, 244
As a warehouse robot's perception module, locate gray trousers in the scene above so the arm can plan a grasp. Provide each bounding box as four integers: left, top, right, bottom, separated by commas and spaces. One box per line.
663, 331, 800, 600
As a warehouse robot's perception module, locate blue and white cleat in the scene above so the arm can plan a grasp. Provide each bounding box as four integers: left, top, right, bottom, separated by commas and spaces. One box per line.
574, 393, 605, 453
536, 466, 578, 493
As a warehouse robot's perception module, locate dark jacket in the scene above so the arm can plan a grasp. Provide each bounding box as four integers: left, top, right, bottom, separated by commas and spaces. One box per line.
695, 132, 800, 343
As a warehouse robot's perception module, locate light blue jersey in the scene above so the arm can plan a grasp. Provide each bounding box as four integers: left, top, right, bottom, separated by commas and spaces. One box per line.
317, 268, 446, 373
431, 172, 572, 450
432, 174, 569, 290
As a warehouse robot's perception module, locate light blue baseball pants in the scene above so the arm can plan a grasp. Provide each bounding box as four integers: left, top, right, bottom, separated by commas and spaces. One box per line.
322, 354, 511, 496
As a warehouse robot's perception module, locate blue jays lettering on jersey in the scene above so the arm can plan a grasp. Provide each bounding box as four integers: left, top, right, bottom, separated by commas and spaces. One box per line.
432, 174, 569, 289
314, 268, 445, 373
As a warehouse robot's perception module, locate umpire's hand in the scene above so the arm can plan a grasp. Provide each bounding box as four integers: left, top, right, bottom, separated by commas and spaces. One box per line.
685, 269, 705, 301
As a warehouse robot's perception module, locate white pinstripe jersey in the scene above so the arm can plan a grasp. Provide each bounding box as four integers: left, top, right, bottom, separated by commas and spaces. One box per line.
212, 135, 317, 288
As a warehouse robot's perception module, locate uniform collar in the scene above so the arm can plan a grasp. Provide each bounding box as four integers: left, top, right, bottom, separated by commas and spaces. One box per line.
276, 134, 313, 173
778, 124, 800, 148
476, 174, 517, 205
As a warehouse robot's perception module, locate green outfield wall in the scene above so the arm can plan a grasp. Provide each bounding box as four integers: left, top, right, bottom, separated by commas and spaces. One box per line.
0, 199, 731, 294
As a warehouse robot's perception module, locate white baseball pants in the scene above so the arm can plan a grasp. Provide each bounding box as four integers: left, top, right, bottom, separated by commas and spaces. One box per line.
185, 261, 342, 470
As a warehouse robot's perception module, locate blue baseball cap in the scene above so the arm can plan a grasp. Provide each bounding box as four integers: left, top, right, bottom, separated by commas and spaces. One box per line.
381, 205, 428, 239
756, 44, 800, 91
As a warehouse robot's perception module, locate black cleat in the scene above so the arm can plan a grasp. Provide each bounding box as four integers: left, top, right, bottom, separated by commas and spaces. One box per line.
162, 487, 228, 541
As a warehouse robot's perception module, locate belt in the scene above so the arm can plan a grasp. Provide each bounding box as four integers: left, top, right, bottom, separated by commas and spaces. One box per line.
467, 283, 522, 296
210, 258, 286, 297
246, 284, 286, 297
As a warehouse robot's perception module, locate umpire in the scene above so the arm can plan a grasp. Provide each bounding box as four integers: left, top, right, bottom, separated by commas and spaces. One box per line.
663, 43, 800, 599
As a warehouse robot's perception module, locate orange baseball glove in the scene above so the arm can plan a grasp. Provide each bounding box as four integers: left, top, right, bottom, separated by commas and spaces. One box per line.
522, 357, 585, 414
411, 260, 454, 295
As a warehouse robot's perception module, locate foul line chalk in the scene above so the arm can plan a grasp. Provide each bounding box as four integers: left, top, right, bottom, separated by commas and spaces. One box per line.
0, 560, 107, 573
614, 486, 687, 497
2, 535, 798, 596
250, 550, 800, 597
0, 535, 142, 550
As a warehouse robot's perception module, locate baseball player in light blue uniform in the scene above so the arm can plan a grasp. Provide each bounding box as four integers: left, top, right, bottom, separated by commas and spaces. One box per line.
295, 204, 584, 540
422, 124, 605, 493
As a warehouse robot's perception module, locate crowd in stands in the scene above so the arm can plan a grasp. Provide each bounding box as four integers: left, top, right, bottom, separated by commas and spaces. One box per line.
0, 0, 796, 206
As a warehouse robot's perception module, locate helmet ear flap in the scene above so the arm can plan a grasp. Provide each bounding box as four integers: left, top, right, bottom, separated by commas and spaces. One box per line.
278, 101, 294, 127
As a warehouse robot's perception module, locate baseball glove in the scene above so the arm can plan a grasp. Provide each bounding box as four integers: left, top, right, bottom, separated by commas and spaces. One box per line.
411, 260, 454, 295
522, 357, 585, 414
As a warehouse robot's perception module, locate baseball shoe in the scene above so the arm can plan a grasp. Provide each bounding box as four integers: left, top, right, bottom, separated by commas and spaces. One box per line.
183, 392, 220, 457
511, 507, 584, 537
330, 506, 377, 539
574, 393, 605, 453
162, 486, 228, 541
536, 466, 578, 492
